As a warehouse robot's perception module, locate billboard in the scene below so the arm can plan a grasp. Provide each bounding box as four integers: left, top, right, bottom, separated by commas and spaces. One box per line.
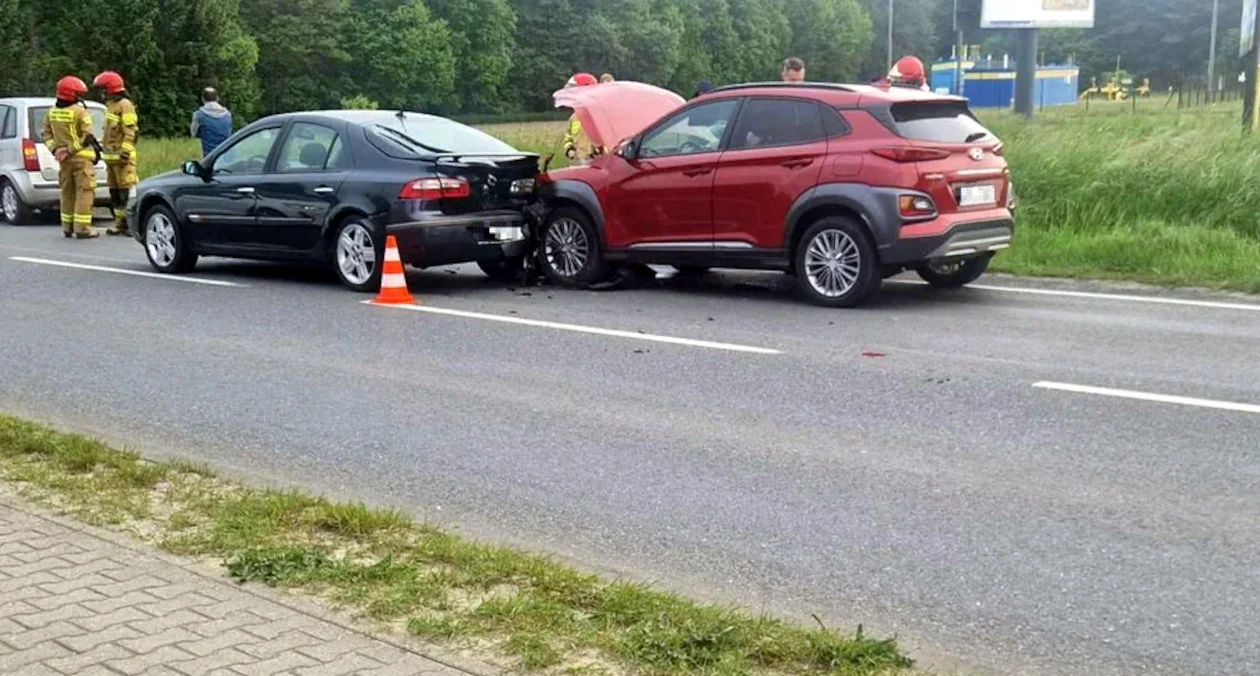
981, 0, 1096, 29
1243, 0, 1257, 58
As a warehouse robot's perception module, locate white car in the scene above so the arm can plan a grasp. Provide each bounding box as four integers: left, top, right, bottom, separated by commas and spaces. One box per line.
0, 97, 111, 224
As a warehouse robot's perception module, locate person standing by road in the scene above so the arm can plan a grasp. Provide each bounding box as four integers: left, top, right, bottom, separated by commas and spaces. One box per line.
561, 72, 601, 166
882, 56, 930, 91
600, 73, 615, 84
191, 87, 232, 157
93, 71, 138, 236
42, 76, 99, 239
782, 58, 806, 83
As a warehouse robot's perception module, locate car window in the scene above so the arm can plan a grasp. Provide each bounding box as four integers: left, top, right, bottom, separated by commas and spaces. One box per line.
213, 127, 281, 175
889, 101, 991, 144
29, 106, 106, 139
637, 100, 739, 159
0, 106, 13, 139
326, 135, 351, 170
728, 98, 825, 150
365, 117, 518, 159
276, 123, 340, 172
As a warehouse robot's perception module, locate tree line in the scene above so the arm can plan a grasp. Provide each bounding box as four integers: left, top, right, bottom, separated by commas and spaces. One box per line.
0, 0, 1239, 137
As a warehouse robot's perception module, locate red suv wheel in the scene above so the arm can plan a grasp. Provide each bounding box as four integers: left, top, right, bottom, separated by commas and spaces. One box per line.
794, 216, 879, 307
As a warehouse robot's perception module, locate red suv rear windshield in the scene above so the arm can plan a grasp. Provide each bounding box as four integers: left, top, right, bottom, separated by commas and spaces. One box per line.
889, 101, 991, 144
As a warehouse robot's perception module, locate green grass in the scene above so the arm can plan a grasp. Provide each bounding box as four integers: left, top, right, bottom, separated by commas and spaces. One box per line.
0, 415, 912, 675
138, 101, 1260, 293
979, 101, 1260, 292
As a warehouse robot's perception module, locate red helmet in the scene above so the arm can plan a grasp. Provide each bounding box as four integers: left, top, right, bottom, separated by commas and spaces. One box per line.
56, 76, 88, 102
888, 56, 926, 86
93, 71, 126, 96
565, 72, 598, 88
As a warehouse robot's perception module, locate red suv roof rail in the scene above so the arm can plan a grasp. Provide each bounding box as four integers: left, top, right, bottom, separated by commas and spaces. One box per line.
709, 82, 859, 95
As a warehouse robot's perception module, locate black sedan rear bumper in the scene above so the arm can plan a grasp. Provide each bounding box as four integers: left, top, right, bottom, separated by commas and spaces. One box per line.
386, 207, 533, 269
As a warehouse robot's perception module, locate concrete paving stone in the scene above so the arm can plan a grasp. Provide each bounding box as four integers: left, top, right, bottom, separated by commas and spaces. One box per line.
228, 651, 320, 676
29, 585, 108, 611
176, 629, 263, 658
118, 627, 203, 655
10, 601, 97, 630
3, 619, 89, 650
164, 646, 254, 674
85, 589, 166, 615
187, 612, 273, 639
107, 645, 198, 675
44, 642, 135, 674
75, 605, 155, 632
59, 624, 144, 652
236, 629, 323, 659
292, 653, 389, 676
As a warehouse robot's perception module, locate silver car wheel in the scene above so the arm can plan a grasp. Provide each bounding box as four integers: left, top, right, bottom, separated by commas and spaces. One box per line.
145, 212, 177, 267
545, 218, 588, 278
336, 223, 377, 286
1, 184, 17, 223
804, 229, 861, 298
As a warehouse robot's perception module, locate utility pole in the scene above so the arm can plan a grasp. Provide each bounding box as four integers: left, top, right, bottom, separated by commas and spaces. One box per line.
1247, 0, 1260, 132
1014, 29, 1039, 118
953, 0, 965, 96
1208, 0, 1220, 102
887, 0, 895, 71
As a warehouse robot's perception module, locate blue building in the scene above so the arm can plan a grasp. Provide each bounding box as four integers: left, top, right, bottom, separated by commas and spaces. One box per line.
931, 58, 1079, 109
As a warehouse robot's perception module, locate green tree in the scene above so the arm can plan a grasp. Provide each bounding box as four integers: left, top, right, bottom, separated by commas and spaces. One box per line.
345, 0, 458, 112
782, 0, 872, 83
241, 0, 351, 114
507, 0, 585, 111
429, 0, 518, 113
859, 0, 939, 80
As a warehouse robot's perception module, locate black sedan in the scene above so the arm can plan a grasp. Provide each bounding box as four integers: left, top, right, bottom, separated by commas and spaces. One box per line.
128, 110, 541, 290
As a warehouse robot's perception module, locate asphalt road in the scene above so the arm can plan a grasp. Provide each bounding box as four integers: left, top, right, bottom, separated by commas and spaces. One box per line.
1, 222, 1258, 676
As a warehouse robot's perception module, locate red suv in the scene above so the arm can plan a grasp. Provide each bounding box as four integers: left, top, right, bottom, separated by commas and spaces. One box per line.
535, 83, 1015, 307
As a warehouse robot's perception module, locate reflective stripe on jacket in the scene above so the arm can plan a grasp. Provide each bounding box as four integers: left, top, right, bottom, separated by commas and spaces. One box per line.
102, 97, 138, 163
42, 105, 97, 160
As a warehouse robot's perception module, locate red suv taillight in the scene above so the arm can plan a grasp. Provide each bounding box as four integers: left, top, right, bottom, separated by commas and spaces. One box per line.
399, 177, 471, 201
898, 194, 937, 220
21, 139, 40, 172
871, 147, 951, 163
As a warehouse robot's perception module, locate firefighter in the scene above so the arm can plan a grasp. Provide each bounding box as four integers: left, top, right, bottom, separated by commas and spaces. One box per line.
561, 72, 600, 165
92, 71, 138, 236
882, 56, 931, 91
42, 76, 99, 239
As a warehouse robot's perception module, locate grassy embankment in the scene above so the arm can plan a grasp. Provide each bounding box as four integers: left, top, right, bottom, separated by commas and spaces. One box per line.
142, 100, 1260, 293
0, 415, 912, 675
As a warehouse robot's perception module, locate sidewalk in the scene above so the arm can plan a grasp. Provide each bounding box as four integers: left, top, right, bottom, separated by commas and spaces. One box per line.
0, 496, 495, 676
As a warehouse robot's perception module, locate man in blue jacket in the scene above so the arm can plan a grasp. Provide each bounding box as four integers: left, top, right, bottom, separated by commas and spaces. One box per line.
190, 88, 232, 157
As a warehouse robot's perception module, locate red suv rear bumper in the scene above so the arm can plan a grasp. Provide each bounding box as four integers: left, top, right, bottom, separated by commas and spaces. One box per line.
881, 209, 1014, 266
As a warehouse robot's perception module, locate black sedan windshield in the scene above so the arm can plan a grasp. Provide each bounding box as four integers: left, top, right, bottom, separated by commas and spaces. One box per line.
367, 116, 519, 158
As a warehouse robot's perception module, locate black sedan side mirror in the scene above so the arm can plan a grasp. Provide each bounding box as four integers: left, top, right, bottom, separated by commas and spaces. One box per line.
182, 160, 206, 179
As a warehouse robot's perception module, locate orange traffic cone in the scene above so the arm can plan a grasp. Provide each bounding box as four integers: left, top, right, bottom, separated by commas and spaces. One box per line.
374, 235, 415, 305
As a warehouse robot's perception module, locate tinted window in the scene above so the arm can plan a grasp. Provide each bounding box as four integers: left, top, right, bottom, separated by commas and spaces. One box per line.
0, 106, 13, 139
729, 98, 825, 150
822, 107, 851, 137
213, 127, 281, 174
889, 102, 991, 143
326, 135, 351, 170
30, 106, 106, 139
366, 117, 518, 158
276, 123, 339, 172
638, 99, 739, 158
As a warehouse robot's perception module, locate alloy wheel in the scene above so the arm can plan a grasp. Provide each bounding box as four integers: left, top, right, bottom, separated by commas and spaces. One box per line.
336, 223, 377, 286
803, 229, 862, 298
1, 184, 17, 223
146, 212, 177, 267
545, 218, 589, 279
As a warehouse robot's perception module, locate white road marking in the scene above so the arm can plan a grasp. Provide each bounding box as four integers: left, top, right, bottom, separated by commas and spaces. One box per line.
888, 279, 1260, 312
8, 257, 245, 287
363, 301, 782, 355
1034, 381, 1260, 415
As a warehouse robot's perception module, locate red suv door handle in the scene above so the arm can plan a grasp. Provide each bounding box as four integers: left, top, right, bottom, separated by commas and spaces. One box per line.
781, 159, 814, 169
682, 167, 713, 177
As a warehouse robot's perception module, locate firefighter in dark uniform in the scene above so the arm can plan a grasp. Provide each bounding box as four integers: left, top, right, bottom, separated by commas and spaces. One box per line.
42, 76, 99, 239
92, 71, 138, 236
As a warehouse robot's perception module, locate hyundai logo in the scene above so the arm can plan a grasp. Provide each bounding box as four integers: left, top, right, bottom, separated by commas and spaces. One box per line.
968, 147, 985, 162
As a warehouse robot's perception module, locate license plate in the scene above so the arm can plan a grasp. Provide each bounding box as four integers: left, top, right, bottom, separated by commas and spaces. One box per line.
958, 184, 997, 206
489, 226, 524, 242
